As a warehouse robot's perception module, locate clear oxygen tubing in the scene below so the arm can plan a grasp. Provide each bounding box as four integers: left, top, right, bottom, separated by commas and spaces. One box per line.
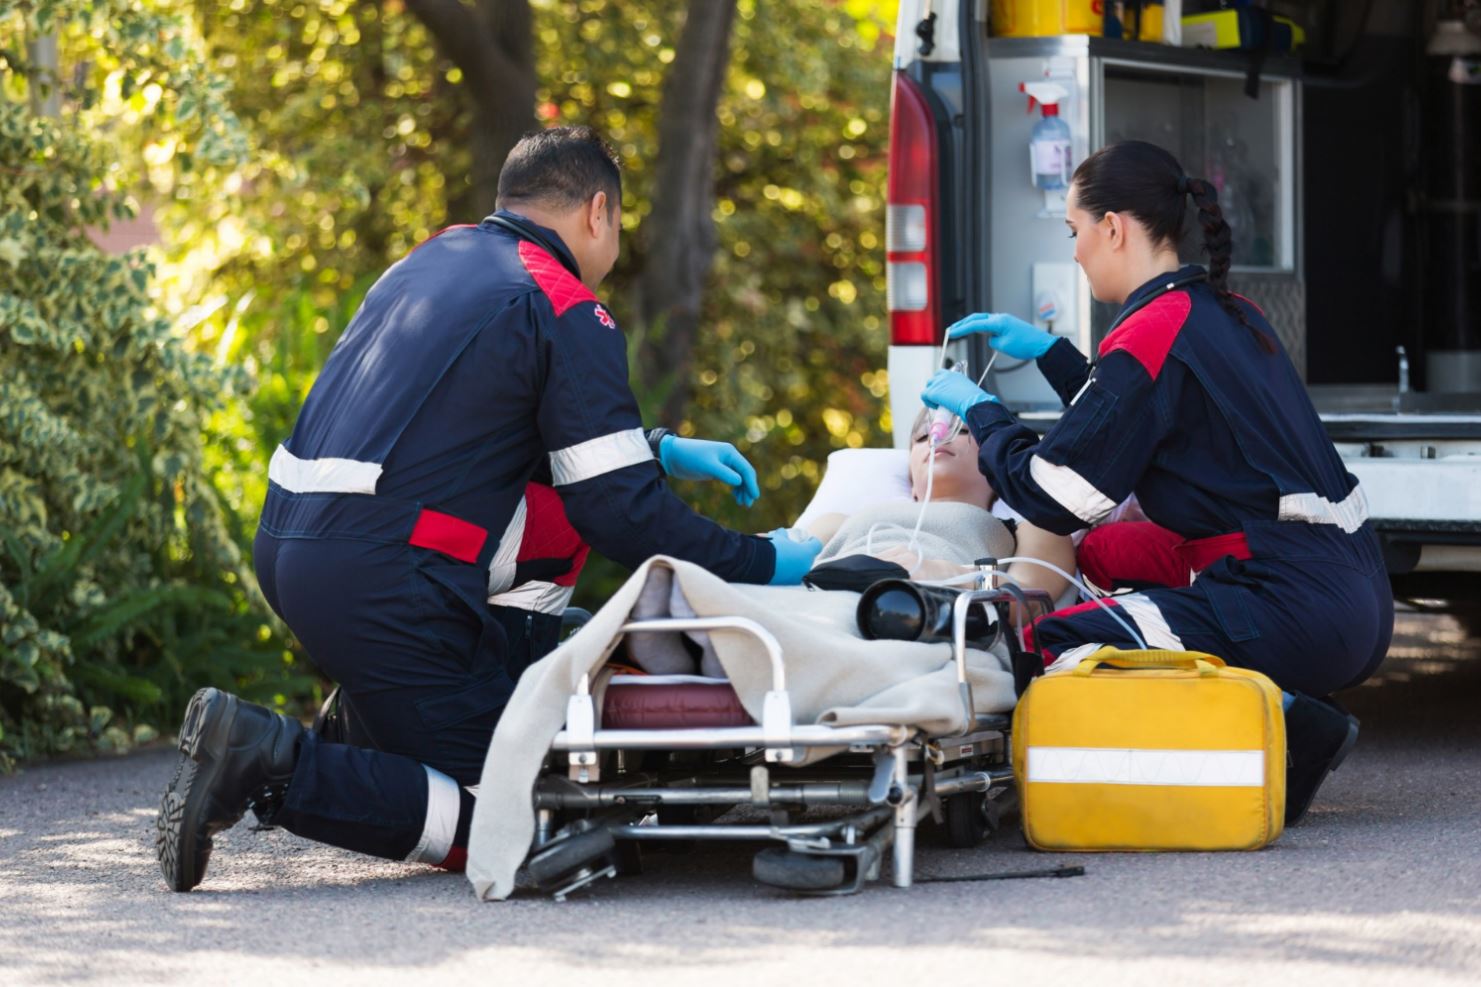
902, 351, 1001, 552
912, 555, 1149, 652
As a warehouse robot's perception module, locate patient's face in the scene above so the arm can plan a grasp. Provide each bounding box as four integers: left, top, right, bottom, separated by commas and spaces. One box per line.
909, 424, 996, 507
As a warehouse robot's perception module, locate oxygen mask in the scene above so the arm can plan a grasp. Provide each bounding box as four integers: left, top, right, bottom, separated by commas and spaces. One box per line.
926, 361, 969, 447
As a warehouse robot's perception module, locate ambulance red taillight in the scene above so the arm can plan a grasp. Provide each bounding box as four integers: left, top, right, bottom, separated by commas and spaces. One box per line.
886, 71, 941, 346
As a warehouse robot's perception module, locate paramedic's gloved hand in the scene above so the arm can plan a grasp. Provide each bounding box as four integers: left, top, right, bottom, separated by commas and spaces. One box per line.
921, 369, 997, 421
948, 312, 1056, 361
766, 527, 822, 585
660, 436, 761, 507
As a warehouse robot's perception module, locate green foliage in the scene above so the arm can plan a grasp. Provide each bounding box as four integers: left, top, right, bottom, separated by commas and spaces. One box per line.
0, 0, 298, 769
164, 0, 898, 609
530, 0, 896, 602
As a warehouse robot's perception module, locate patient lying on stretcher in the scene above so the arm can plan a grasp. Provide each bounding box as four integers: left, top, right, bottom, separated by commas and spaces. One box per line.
626, 411, 1075, 677
803, 409, 1075, 604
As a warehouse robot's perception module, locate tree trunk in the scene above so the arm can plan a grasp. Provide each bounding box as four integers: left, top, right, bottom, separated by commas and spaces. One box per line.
402, 0, 536, 217
636, 0, 739, 427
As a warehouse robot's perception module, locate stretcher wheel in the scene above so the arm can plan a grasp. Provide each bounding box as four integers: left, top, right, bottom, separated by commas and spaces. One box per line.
943, 792, 996, 848
752, 847, 847, 891
527, 825, 618, 892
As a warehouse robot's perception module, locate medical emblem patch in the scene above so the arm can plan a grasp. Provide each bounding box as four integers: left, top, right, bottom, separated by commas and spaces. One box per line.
593, 304, 616, 329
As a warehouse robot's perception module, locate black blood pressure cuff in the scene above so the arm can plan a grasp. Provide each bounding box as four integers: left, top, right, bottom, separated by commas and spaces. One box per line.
803, 554, 910, 593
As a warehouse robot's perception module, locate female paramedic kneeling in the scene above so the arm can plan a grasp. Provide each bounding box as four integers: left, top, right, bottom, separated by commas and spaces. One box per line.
920, 141, 1393, 825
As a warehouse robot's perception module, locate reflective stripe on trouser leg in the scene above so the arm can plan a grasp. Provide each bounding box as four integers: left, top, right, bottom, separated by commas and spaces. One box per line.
1044, 641, 1106, 675
405, 766, 461, 865
1031, 594, 1183, 663
1116, 593, 1185, 650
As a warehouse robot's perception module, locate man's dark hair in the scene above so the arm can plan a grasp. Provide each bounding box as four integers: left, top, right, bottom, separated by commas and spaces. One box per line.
495, 126, 622, 215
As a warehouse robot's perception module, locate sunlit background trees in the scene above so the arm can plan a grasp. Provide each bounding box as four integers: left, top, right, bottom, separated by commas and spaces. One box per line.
0, 0, 896, 766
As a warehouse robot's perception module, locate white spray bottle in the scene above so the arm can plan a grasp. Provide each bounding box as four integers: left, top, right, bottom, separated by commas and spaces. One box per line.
1020, 82, 1072, 192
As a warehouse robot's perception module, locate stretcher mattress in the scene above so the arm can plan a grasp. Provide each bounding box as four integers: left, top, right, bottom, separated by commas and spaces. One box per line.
601, 674, 753, 729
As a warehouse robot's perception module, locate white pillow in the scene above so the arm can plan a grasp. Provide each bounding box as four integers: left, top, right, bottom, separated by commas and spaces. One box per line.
793, 448, 911, 531
794, 446, 1028, 531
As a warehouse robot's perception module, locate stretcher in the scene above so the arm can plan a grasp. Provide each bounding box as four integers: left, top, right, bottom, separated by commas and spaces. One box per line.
522, 583, 1054, 899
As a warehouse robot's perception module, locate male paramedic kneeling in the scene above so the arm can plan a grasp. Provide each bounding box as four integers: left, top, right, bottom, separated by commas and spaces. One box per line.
921, 141, 1392, 826
156, 126, 822, 891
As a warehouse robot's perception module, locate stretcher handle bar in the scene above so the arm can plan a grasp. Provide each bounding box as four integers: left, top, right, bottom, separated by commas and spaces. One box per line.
932, 771, 995, 797
950, 587, 1021, 685
536, 781, 877, 808
610, 807, 893, 842
551, 723, 910, 751
620, 616, 786, 692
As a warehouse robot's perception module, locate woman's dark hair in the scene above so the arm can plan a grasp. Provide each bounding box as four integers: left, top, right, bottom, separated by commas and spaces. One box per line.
1070, 140, 1271, 351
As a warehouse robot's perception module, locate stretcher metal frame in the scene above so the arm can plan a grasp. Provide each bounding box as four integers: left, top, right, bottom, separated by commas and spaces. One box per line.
524, 583, 1054, 899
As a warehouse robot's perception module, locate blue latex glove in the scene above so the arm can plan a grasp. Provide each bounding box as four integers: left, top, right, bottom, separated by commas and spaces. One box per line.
947, 312, 1056, 361
920, 369, 998, 421
766, 527, 823, 585
659, 435, 761, 507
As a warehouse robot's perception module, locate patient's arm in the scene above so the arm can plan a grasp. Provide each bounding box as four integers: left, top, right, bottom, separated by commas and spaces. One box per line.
1007, 522, 1074, 603
804, 512, 849, 544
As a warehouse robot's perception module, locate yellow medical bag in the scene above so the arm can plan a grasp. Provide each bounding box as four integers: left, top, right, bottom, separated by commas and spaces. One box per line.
1011, 648, 1285, 851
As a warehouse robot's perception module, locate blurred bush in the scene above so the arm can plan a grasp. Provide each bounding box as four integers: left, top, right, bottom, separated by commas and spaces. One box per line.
0, 1, 308, 769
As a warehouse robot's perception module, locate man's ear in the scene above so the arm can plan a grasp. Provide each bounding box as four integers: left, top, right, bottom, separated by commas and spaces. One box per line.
586, 191, 609, 238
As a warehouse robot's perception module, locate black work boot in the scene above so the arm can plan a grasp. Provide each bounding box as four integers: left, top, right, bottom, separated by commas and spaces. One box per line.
156, 688, 304, 892
1283, 692, 1360, 826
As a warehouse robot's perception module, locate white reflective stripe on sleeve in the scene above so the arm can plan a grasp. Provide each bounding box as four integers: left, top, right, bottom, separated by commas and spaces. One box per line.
487, 580, 574, 615
485, 496, 528, 597
1028, 455, 1117, 525
1043, 642, 1105, 676
405, 766, 461, 865
1117, 593, 1185, 651
268, 445, 382, 495
549, 428, 653, 487
1026, 746, 1266, 787
1278, 485, 1369, 534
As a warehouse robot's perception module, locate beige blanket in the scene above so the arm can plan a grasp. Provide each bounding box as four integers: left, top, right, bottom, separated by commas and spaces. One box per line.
465, 555, 1016, 901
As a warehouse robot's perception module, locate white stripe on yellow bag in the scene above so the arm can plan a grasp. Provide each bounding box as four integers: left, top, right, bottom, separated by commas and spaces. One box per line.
1026, 746, 1266, 787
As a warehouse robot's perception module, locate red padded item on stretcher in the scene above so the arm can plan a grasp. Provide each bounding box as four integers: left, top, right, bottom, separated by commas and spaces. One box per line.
602, 682, 754, 729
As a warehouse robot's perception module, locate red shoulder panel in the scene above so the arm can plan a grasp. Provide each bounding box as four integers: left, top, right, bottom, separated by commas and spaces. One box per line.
518, 239, 596, 317
1229, 291, 1265, 317
1096, 290, 1193, 381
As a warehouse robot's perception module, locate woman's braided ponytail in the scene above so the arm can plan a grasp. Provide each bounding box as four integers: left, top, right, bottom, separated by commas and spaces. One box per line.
1070, 141, 1275, 354
1186, 176, 1272, 352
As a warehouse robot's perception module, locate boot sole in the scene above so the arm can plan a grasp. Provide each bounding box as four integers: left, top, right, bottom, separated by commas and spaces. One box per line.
156, 688, 242, 892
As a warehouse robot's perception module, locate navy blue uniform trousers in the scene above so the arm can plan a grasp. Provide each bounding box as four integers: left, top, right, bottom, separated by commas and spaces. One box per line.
1033, 521, 1392, 696
255, 532, 501, 862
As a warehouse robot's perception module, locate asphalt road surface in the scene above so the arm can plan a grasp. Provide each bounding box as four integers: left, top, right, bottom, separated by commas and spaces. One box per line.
4, 610, 1480, 986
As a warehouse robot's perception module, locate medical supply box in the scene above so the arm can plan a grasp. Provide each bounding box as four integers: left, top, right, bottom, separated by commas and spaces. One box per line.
1011, 647, 1286, 851
1181, 9, 1306, 52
